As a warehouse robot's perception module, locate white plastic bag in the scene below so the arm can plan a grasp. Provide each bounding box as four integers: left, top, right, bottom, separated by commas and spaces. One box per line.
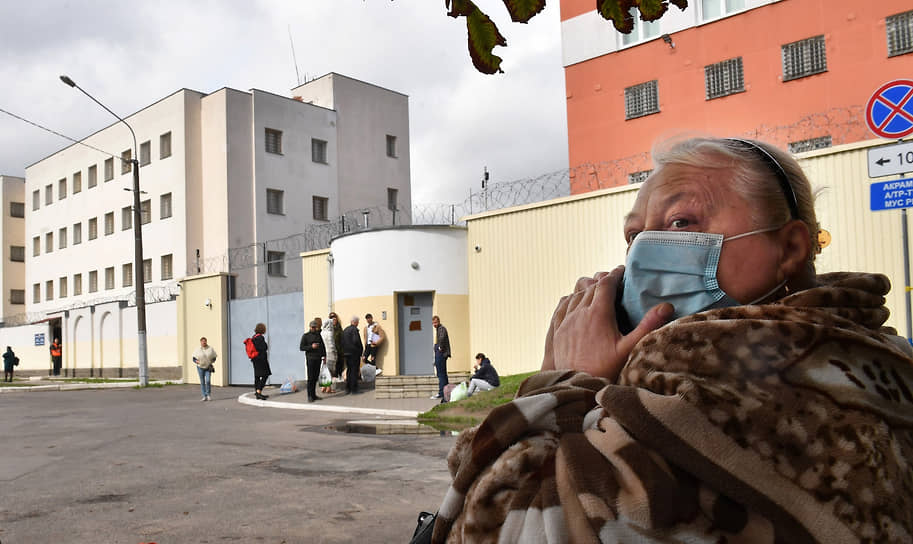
449, 381, 469, 402
279, 376, 298, 394
360, 363, 377, 383
319, 361, 333, 388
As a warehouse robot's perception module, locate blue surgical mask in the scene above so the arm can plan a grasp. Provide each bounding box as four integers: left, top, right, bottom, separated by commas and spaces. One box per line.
620, 228, 785, 327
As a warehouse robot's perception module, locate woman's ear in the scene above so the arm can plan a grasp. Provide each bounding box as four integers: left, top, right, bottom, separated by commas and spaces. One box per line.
778, 220, 812, 280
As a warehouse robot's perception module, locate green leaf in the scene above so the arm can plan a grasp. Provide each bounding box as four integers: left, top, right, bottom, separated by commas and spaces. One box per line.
596, 0, 637, 34
637, 0, 668, 21
502, 0, 547, 23
447, 0, 507, 74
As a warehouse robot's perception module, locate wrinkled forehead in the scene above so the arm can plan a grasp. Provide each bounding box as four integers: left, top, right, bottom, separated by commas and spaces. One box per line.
625, 165, 731, 226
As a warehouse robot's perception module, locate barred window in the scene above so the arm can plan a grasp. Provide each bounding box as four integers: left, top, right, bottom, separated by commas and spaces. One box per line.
887, 10, 913, 57
143, 258, 152, 283
122, 206, 133, 230
123, 263, 133, 288
72, 171, 82, 194
161, 254, 173, 280
160, 132, 172, 159
73, 223, 82, 245
45, 232, 53, 253
105, 267, 114, 290
10, 245, 24, 262
104, 158, 114, 181
73, 274, 82, 296
628, 170, 653, 184
788, 135, 832, 154
121, 149, 132, 175
89, 270, 98, 293
267, 251, 285, 277
782, 35, 827, 81
625, 80, 660, 120
59, 277, 67, 298
265, 128, 282, 154
312, 196, 329, 221
58, 227, 67, 249
58, 177, 66, 199
140, 140, 151, 166
311, 138, 328, 164
88, 218, 98, 240
141, 200, 151, 224
266, 189, 284, 215
10, 289, 24, 305
705, 57, 744, 100
105, 212, 114, 235
88, 164, 97, 188
45, 184, 53, 205
160, 193, 172, 219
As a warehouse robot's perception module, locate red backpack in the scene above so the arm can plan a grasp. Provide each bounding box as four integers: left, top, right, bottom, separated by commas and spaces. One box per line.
243, 336, 259, 359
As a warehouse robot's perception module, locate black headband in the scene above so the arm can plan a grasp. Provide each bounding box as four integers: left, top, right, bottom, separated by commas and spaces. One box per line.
726, 138, 800, 220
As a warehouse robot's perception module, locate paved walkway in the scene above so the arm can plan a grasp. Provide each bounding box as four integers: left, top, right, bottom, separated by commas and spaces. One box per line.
1, 378, 441, 418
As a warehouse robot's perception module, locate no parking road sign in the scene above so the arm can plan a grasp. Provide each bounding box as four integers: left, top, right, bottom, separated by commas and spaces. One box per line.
870, 177, 913, 211
866, 80, 913, 139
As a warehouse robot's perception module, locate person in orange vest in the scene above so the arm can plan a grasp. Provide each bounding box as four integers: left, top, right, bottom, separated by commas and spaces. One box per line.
50, 338, 62, 376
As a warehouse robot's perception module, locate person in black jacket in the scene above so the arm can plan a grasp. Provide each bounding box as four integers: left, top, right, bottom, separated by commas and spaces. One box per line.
3, 346, 17, 382
467, 353, 500, 396
250, 323, 271, 400
299, 320, 326, 402
341, 316, 363, 394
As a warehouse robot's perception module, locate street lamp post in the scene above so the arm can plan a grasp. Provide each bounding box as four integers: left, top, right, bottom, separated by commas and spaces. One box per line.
60, 75, 148, 386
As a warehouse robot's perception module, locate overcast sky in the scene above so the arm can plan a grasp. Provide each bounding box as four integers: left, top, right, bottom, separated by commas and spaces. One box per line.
0, 1, 569, 206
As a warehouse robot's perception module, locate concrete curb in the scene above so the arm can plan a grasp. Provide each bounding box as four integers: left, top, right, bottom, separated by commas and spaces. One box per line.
236, 392, 419, 418
0, 379, 183, 393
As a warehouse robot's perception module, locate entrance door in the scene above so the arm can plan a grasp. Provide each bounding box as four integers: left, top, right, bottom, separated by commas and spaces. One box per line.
397, 292, 432, 376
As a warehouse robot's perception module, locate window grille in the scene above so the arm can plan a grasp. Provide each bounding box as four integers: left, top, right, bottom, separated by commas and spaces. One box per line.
105, 267, 114, 290
10, 246, 24, 262
10, 289, 24, 305
312, 138, 328, 164
88, 165, 97, 188
267, 251, 285, 277
788, 135, 832, 154
266, 189, 284, 215
387, 188, 398, 211
104, 158, 114, 181
265, 128, 282, 154
312, 196, 328, 221
10, 202, 24, 218
73, 171, 81, 193
105, 212, 114, 235
161, 254, 173, 280
89, 271, 98, 293
143, 259, 152, 283
887, 10, 913, 57
121, 150, 132, 174
58, 228, 67, 249
781, 35, 826, 81
45, 232, 53, 253
386, 135, 397, 158
122, 206, 133, 230
160, 132, 172, 159
59, 277, 67, 298
627, 170, 653, 184
160, 193, 172, 219
58, 178, 67, 199
73, 223, 81, 245
625, 80, 660, 120
88, 218, 98, 240
705, 57, 744, 100
73, 274, 82, 296
140, 141, 151, 166
123, 263, 133, 287
141, 200, 151, 224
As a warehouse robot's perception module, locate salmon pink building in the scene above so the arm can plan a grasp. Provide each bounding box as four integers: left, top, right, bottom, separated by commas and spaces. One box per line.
560, 0, 913, 193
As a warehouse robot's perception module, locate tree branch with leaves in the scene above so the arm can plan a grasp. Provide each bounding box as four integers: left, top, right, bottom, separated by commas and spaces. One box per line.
445, 0, 688, 74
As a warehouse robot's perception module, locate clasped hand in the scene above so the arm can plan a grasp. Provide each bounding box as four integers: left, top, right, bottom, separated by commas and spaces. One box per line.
541, 266, 672, 381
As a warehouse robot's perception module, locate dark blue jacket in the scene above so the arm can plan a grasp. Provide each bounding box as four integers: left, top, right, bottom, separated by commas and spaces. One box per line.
471, 358, 499, 387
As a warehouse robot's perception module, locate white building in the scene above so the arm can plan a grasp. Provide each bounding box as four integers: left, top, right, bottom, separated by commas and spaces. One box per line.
17, 73, 411, 374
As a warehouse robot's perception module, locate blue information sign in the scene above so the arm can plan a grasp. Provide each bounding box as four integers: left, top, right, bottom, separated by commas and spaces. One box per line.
34, 333, 45, 346
871, 177, 913, 211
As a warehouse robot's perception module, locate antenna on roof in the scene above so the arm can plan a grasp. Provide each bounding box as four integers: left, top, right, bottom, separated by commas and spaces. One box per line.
288, 25, 302, 86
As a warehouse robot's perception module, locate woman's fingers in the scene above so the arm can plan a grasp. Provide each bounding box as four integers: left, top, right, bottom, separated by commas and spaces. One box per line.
617, 302, 674, 357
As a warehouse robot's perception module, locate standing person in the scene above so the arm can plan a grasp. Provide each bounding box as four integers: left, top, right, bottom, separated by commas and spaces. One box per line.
321, 313, 342, 393
467, 353, 500, 396
50, 337, 62, 376
299, 320, 326, 402
362, 313, 386, 368
248, 323, 271, 400
2, 346, 16, 382
341, 316, 363, 394
192, 337, 217, 401
431, 316, 451, 400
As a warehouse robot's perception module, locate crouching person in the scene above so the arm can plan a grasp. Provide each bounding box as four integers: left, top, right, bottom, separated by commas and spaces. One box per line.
467, 353, 499, 396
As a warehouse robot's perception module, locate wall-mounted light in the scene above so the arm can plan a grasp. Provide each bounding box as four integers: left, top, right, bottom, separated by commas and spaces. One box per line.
661, 33, 675, 49
204, 298, 212, 309
410, 261, 420, 270
474, 245, 482, 253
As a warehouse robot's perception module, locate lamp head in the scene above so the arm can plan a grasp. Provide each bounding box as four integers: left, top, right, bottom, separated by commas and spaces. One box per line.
60, 75, 76, 87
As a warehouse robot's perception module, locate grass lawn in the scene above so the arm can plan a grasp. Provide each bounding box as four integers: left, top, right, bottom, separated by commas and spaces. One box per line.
417, 371, 537, 431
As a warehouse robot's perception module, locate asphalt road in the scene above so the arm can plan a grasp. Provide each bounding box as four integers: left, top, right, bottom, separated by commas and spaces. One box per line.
0, 385, 456, 543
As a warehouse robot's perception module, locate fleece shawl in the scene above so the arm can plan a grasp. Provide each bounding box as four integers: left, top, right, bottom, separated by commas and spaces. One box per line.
433, 272, 913, 543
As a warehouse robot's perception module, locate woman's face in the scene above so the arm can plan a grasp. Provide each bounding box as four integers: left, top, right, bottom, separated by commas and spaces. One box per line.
624, 164, 784, 304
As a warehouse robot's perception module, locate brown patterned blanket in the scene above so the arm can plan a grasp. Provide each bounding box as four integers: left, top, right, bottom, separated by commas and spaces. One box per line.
433, 272, 913, 543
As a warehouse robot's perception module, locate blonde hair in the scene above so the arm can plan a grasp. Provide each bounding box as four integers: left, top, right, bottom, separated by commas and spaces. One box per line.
650, 136, 819, 263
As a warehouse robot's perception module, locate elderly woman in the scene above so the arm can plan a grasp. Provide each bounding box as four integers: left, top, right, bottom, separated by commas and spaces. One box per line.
432, 137, 913, 543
